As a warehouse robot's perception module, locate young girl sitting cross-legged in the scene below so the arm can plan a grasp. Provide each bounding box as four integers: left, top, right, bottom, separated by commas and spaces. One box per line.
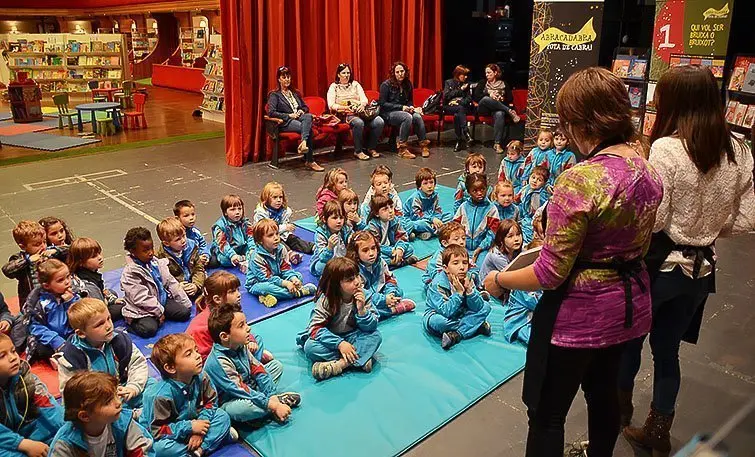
296, 257, 382, 381
310, 200, 353, 278
245, 219, 316, 308
211, 194, 254, 272
346, 231, 415, 320
254, 181, 314, 255
366, 194, 418, 268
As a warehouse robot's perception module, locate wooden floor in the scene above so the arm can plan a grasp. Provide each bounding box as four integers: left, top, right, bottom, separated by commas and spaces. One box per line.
0, 84, 224, 161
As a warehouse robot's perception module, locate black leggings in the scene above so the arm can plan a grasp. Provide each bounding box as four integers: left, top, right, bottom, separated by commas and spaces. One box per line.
284, 233, 314, 254
128, 300, 191, 338
526, 343, 625, 457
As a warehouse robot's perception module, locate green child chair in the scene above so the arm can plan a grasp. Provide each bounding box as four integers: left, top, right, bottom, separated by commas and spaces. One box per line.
52, 93, 79, 130
114, 80, 134, 109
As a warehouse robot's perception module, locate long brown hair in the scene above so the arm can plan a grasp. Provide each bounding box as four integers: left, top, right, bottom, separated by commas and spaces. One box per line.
650, 66, 735, 174
345, 231, 379, 265
317, 257, 361, 315
388, 61, 411, 91
67, 237, 102, 273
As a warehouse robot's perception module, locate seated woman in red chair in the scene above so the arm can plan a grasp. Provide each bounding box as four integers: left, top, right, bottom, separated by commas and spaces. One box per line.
267, 65, 324, 172
443, 65, 474, 152
378, 61, 431, 159
472, 63, 520, 153
327, 63, 385, 161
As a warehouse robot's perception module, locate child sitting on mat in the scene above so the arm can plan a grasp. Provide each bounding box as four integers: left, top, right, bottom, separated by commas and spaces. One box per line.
547, 128, 577, 187
339, 188, 366, 232
346, 231, 415, 319
424, 245, 492, 350
140, 334, 232, 456
57, 298, 152, 409
210, 194, 254, 272
205, 305, 300, 425
50, 371, 153, 457
0, 332, 64, 454
497, 140, 525, 194
360, 165, 415, 235
297, 257, 382, 381
156, 217, 206, 302
422, 221, 468, 290
502, 238, 544, 345
39, 216, 74, 248
254, 181, 314, 255
22, 259, 80, 363
311, 200, 353, 278
520, 128, 554, 185
453, 173, 500, 264
518, 165, 550, 245
174, 199, 211, 263
479, 218, 523, 280
188, 271, 276, 366
454, 153, 487, 213
366, 194, 418, 268
68, 237, 125, 322
492, 180, 520, 222
402, 167, 453, 240
315, 167, 349, 218
120, 227, 192, 338
245, 219, 316, 308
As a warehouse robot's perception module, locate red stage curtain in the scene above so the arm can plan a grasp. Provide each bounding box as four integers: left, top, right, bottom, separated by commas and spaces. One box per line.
220, 0, 444, 166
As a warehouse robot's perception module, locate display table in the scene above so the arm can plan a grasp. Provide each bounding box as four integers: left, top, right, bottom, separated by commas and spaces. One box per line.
76, 102, 122, 133
151, 64, 205, 93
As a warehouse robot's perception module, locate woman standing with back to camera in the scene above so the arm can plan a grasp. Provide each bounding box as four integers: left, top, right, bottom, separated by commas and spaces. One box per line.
619, 66, 755, 457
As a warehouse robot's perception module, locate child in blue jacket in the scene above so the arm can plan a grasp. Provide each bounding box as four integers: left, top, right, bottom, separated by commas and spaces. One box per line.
547, 128, 577, 186
339, 188, 366, 232
360, 165, 415, 235
503, 239, 544, 345
402, 167, 453, 240
141, 334, 231, 457
422, 222, 472, 290
310, 200, 352, 277
0, 333, 64, 457
210, 194, 254, 271
174, 200, 211, 262
21, 259, 80, 362
454, 153, 487, 213
245, 219, 316, 308
492, 180, 520, 222
424, 246, 492, 350
518, 165, 550, 245
346, 231, 415, 319
453, 173, 501, 264
57, 298, 152, 409
50, 371, 152, 457
296, 258, 382, 381
520, 129, 554, 185
366, 194, 418, 268
204, 305, 300, 424
497, 140, 526, 194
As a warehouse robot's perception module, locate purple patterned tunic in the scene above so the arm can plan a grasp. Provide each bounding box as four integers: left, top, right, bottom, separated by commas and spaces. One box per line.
533, 154, 663, 348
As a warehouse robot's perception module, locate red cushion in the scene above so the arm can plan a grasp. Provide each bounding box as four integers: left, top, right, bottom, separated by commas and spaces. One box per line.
443, 114, 476, 122
421, 114, 440, 121
477, 115, 494, 123
319, 124, 351, 134
30, 360, 60, 398
279, 132, 301, 141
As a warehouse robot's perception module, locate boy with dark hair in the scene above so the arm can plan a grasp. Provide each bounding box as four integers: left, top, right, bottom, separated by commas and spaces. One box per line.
156, 217, 206, 301
402, 167, 453, 240
173, 200, 210, 262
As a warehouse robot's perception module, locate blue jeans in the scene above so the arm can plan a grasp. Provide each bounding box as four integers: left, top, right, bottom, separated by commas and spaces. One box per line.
477, 96, 512, 146
618, 269, 711, 414
384, 111, 427, 142
443, 105, 470, 139
281, 113, 314, 161
350, 116, 385, 152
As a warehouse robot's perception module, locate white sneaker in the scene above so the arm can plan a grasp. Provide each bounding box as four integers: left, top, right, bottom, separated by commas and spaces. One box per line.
229, 426, 239, 441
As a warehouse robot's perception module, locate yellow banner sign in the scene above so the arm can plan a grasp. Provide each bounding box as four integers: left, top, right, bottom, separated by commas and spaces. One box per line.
533, 17, 597, 53
702, 3, 729, 20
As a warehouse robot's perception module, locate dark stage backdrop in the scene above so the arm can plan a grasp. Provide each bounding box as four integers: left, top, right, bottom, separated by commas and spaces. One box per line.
220, 0, 444, 165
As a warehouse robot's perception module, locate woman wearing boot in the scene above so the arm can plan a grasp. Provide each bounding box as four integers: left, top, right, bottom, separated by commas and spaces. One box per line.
619, 66, 755, 456
472, 63, 520, 153
442, 65, 474, 152
484, 67, 663, 457
378, 61, 431, 159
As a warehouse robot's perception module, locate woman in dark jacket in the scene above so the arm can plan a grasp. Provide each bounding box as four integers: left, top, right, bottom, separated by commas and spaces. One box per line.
472, 63, 520, 153
267, 66, 324, 172
443, 65, 474, 152
378, 61, 430, 159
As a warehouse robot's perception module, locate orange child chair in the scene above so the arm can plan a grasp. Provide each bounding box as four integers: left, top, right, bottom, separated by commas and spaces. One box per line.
123, 93, 148, 129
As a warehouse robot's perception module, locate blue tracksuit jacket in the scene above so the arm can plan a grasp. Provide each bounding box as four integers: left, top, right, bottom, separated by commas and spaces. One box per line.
365, 217, 414, 264
310, 224, 352, 277
547, 148, 577, 186
517, 185, 549, 244
210, 215, 255, 266
504, 289, 543, 344
26, 289, 79, 353
359, 259, 402, 319
423, 271, 491, 339
49, 408, 152, 457
494, 202, 520, 221
497, 155, 526, 194
453, 198, 500, 253
204, 343, 277, 410
421, 249, 481, 291
402, 189, 453, 234
520, 146, 553, 184
185, 226, 210, 258
245, 243, 302, 297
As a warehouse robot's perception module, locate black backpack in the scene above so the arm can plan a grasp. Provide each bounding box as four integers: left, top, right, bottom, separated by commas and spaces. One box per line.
421, 92, 442, 114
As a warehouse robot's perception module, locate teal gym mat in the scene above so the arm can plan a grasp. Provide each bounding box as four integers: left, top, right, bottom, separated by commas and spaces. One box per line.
294, 184, 457, 260
240, 265, 526, 457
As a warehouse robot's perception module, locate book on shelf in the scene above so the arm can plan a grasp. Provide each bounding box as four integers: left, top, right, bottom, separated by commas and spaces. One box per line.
628, 86, 642, 108
733, 103, 748, 126
612, 57, 630, 78
742, 63, 755, 95
743, 105, 755, 129
728, 56, 755, 91
642, 112, 656, 136
725, 101, 739, 124
628, 59, 647, 79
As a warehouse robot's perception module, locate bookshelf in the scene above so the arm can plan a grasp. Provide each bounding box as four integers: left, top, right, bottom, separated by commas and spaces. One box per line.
180, 27, 194, 67
8, 75, 43, 123
199, 39, 224, 123
725, 54, 755, 133
0, 33, 128, 94
611, 48, 650, 135
131, 30, 158, 61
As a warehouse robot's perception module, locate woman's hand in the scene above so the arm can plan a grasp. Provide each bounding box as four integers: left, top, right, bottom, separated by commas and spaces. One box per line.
402, 105, 413, 113
511, 112, 521, 123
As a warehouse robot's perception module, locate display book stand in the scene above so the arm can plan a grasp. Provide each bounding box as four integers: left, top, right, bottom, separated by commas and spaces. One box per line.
610, 47, 650, 135
179, 27, 207, 67
724, 54, 755, 134
0, 33, 128, 94
199, 35, 224, 123
8, 73, 43, 123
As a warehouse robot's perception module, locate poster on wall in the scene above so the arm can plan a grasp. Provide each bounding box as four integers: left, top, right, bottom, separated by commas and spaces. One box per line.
524, 0, 605, 147
649, 0, 733, 81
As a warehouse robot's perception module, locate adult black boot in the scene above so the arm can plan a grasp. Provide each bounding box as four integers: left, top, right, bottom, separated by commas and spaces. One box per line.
463, 129, 474, 148
453, 140, 464, 152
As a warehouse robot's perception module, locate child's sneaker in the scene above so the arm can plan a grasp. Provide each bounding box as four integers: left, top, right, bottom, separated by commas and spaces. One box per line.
259, 294, 277, 308
405, 255, 419, 265
229, 426, 239, 441
312, 361, 343, 381
408, 232, 416, 241
278, 392, 302, 408
477, 321, 492, 337
417, 232, 433, 241
441, 330, 462, 350
480, 290, 491, 301
288, 252, 303, 265
362, 358, 373, 373
392, 298, 416, 315
299, 283, 317, 296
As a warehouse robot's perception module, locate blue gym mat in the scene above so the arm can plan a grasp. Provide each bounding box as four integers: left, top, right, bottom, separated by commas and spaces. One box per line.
294, 185, 457, 261
240, 265, 526, 457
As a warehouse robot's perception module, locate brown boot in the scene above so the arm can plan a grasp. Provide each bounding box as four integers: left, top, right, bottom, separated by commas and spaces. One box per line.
618, 389, 634, 427
419, 139, 431, 157
623, 404, 674, 457
397, 141, 415, 159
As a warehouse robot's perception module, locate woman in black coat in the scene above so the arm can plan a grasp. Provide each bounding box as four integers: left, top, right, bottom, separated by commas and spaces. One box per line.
443, 65, 474, 152
472, 63, 520, 153
267, 66, 324, 172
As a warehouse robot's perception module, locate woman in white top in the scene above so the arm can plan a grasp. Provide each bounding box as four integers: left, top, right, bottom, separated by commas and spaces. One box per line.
619, 66, 755, 457
327, 63, 385, 161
